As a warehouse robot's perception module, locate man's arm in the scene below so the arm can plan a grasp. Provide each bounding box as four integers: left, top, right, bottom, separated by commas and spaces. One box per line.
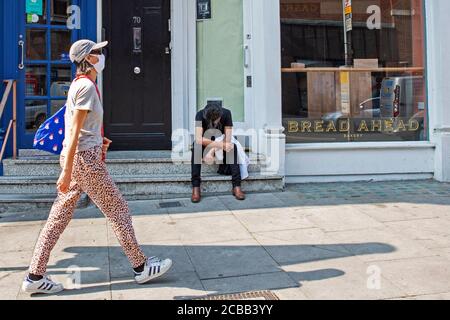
195, 126, 224, 149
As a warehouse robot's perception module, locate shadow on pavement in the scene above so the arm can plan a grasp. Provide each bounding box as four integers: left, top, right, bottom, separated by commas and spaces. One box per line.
1, 242, 396, 299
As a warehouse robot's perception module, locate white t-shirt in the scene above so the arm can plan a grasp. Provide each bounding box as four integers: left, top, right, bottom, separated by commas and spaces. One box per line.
61, 77, 103, 155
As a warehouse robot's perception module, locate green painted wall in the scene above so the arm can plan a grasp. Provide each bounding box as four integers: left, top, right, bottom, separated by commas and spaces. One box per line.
196, 0, 244, 122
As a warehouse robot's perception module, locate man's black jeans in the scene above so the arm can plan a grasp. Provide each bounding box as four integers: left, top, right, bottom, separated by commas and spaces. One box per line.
191, 142, 242, 188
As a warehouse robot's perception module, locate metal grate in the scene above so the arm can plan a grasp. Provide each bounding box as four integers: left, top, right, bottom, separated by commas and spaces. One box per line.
159, 201, 182, 209
193, 291, 280, 301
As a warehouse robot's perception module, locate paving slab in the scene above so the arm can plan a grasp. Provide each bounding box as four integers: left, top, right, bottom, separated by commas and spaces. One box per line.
386, 218, 450, 249
218, 193, 285, 211
352, 203, 442, 222
128, 199, 169, 216
0, 224, 44, 253
253, 228, 352, 265
46, 248, 110, 285
271, 192, 307, 207
0, 271, 27, 300
272, 287, 309, 300
174, 215, 253, 245
233, 207, 315, 233
185, 239, 280, 280
303, 206, 385, 232
55, 221, 108, 247
201, 272, 298, 295
374, 256, 450, 296
401, 292, 450, 300
111, 272, 207, 300
167, 196, 231, 220
283, 257, 406, 300
0, 250, 34, 299
327, 227, 434, 262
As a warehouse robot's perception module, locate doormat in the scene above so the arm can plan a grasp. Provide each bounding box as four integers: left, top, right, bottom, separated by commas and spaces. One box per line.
193, 291, 280, 301
159, 201, 182, 209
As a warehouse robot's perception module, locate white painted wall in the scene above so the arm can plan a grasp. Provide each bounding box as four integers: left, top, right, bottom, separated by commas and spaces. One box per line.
286, 142, 435, 183
426, 0, 450, 182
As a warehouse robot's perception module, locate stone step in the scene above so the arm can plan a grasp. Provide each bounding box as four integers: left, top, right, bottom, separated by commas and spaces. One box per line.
2, 151, 282, 213
0, 193, 89, 214
2, 159, 262, 177
0, 173, 283, 197
3, 151, 264, 177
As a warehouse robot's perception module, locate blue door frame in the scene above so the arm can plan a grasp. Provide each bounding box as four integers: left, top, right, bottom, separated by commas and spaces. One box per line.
1, 0, 97, 154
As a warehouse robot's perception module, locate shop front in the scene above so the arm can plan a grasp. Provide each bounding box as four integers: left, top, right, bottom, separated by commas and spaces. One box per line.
279, 0, 450, 183
2, 0, 450, 183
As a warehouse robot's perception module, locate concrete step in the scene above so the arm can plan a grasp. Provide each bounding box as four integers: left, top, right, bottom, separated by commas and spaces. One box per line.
0, 174, 284, 212
0, 174, 283, 195
3, 151, 264, 177
1, 151, 283, 213
0, 193, 89, 214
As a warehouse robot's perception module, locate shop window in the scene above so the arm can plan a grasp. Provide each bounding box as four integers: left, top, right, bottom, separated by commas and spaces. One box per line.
281, 0, 427, 143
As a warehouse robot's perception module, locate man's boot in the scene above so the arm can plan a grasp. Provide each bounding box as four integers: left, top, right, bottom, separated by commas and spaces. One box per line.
191, 187, 202, 203
232, 186, 246, 201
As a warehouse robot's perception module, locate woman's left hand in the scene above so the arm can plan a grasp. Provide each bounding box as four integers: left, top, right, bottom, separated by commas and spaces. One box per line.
102, 137, 112, 154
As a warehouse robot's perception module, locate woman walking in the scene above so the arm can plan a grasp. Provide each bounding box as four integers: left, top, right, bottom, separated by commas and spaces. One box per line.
22, 40, 172, 295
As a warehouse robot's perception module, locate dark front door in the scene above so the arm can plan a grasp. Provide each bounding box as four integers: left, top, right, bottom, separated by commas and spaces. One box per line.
103, 0, 172, 150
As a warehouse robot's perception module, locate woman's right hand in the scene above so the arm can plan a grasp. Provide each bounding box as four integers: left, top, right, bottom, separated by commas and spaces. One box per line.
57, 170, 72, 194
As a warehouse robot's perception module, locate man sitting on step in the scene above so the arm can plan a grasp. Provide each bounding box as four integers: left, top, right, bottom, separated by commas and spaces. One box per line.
191, 103, 246, 203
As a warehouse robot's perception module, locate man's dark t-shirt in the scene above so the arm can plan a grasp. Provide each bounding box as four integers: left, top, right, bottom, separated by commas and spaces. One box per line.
195, 108, 233, 139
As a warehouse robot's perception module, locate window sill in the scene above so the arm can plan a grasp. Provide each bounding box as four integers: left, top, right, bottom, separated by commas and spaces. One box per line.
285, 141, 436, 151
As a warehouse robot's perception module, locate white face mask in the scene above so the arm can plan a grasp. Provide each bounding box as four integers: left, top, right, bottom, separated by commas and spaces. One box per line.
91, 54, 105, 73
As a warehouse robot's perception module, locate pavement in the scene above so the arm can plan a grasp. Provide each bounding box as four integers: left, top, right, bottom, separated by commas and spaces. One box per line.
1, 180, 450, 300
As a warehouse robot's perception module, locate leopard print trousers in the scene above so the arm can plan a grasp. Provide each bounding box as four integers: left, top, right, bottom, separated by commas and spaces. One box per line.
29, 146, 147, 276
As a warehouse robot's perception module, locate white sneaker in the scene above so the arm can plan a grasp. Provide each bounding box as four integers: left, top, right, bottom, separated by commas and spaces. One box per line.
22, 275, 64, 295
134, 256, 173, 285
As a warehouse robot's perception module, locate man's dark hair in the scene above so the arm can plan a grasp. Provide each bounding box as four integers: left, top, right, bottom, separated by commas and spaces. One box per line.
203, 103, 224, 130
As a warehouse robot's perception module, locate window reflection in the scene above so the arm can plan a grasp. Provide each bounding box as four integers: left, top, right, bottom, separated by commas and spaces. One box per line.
51, 30, 72, 61
26, 29, 47, 60
51, 65, 71, 98
26, 65, 47, 96
51, 0, 71, 25
25, 100, 48, 132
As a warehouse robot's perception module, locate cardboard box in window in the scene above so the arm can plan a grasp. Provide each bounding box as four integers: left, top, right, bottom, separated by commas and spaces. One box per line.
354, 59, 379, 69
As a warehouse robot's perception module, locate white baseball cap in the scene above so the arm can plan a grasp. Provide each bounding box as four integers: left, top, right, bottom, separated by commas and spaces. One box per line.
69, 40, 108, 63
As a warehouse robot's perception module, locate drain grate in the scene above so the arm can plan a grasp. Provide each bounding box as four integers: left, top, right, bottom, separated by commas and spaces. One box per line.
159, 201, 182, 209
193, 291, 280, 301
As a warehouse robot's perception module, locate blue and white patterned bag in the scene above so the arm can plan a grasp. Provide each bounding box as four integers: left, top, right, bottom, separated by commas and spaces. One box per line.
33, 106, 66, 155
